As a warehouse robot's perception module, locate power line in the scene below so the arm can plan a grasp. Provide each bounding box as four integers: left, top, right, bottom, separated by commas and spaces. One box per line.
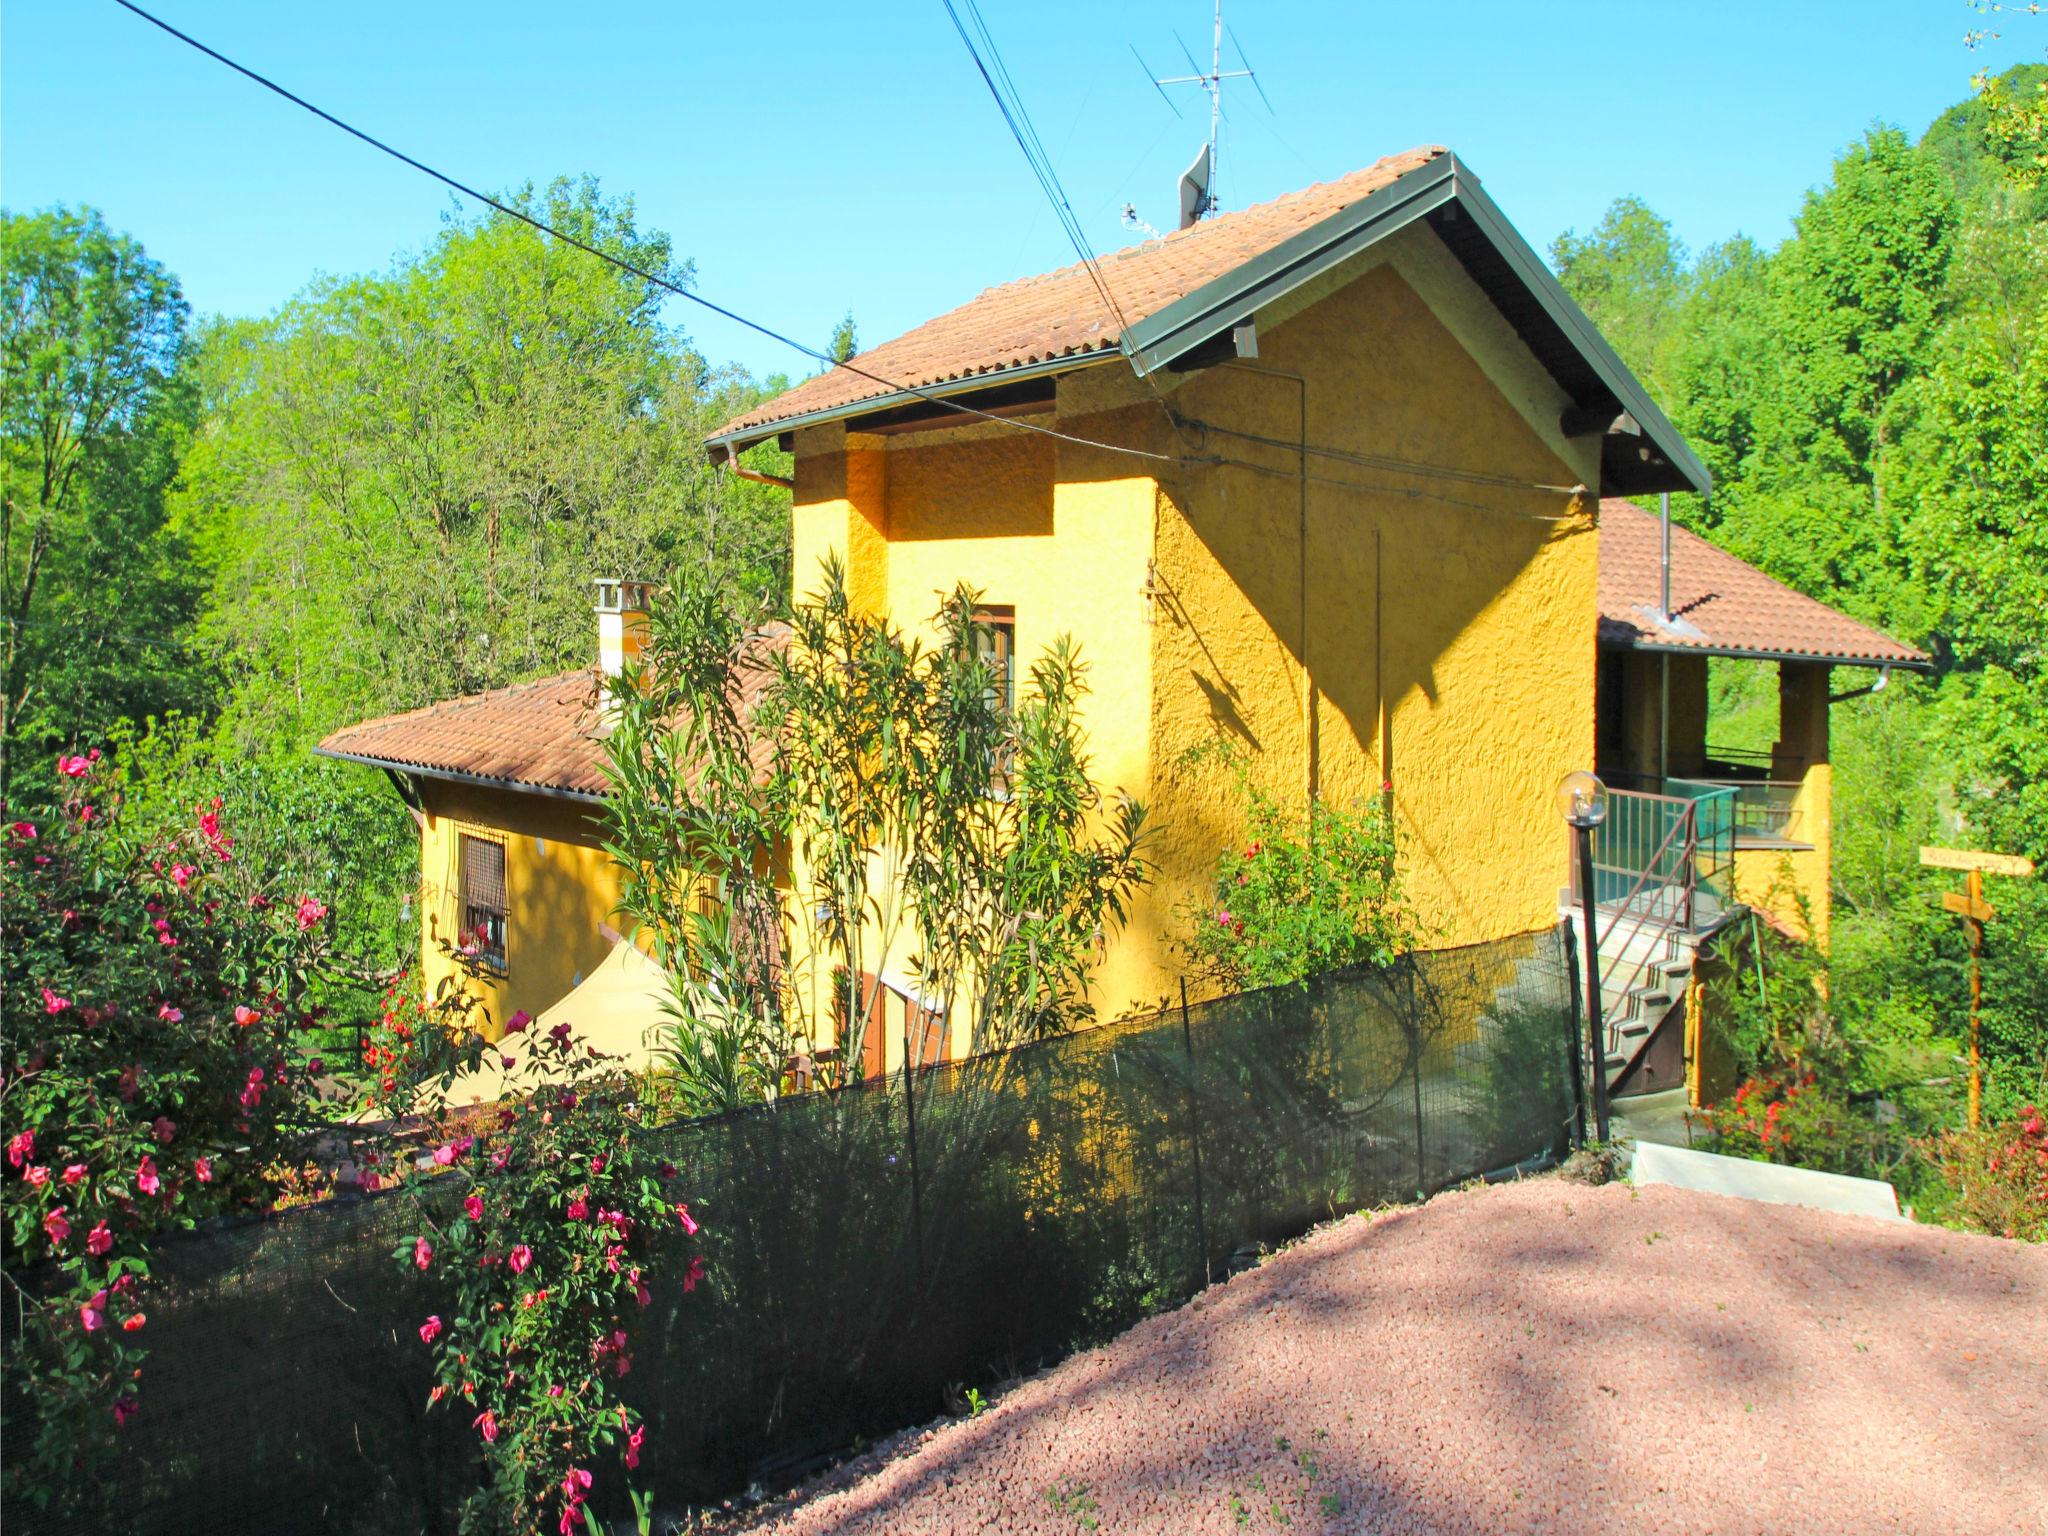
106, 0, 1178, 467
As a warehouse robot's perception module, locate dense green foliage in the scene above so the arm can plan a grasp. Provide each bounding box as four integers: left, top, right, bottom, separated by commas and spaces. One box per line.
2, 180, 793, 1028
601, 560, 1149, 1111
1553, 69, 2048, 1188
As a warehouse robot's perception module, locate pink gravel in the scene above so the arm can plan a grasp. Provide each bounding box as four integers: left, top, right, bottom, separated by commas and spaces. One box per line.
751, 1178, 2045, 1535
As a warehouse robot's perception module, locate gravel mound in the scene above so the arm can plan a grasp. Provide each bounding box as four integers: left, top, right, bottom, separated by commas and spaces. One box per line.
749, 1178, 2045, 1535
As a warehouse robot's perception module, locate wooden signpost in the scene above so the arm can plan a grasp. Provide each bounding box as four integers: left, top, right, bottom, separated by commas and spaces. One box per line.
1920, 846, 2038, 1129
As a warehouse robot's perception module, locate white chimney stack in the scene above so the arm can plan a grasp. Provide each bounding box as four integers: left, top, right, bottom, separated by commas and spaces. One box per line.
593, 577, 653, 681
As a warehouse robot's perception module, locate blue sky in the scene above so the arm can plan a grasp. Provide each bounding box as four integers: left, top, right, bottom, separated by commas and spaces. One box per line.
1, 1, 2009, 380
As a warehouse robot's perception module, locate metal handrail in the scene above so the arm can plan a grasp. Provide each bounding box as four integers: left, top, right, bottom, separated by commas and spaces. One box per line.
1585, 795, 1698, 1059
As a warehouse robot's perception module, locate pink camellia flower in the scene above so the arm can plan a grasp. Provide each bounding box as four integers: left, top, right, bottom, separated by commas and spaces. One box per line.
565, 1195, 588, 1221
136, 1156, 160, 1196
7, 1131, 33, 1167
474, 1409, 499, 1444
674, 1202, 699, 1236
418, 1315, 443, 1345
588, 1154, 606, 1175
463, 1194, 484, 1222
151, 1117, 177, 1144
112, 1394, 139, 1428
7, 819, 36, 842
1215, 908, 1234, 929
170, 863, 195, 889
44, 1207, 70, 1247
508, 1244, 533, 1275
413, 1236, 433, 1271
503, 1010, 532, 1035
157, 1004, 184, 1023
80, 1289, 108, 1331
193, 1156, 213, 1184
548, 1384, 564, 1398
42, 986, 71, 1015
432, 1144, 457, 1167
295, 895, 328, 930
625, 1423, 645, 1470
233, 1004, 260, 1028
122, 1313, 146, 1333
683, 1254, 706, 1293
62, 1163, 87, 1186
87, 1220, 113, 1256
24, 1165, 49, 1187
57, 753, 92, 778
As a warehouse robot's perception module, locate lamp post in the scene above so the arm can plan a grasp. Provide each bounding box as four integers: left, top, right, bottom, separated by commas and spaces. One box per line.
1557, 771, 1611, 1146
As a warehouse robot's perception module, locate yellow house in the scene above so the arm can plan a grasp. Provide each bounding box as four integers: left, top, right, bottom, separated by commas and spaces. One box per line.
705, 146, 1707, 1063
320, 146, 1915, 1094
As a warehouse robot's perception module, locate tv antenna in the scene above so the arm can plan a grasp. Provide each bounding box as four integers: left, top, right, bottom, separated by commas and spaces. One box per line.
1132, 1, 1273, 227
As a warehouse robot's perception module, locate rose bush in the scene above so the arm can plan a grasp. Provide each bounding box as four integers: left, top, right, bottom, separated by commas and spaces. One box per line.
389, 1022, 703, 1535
1920, 1105, 2048, 1241
2, 756, 336, 1504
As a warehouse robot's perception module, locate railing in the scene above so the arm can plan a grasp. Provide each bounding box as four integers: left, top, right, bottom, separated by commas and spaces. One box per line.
1569, 784, 1736, 1061
1673, 775, 1807, 847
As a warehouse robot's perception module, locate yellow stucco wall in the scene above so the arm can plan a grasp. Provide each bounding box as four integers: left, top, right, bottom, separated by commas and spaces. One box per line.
1143, 245, 1596, 1001
417, 780, 625, 1038
782, 222, 1600, 1037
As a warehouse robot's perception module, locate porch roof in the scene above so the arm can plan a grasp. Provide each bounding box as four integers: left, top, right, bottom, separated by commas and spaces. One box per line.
1597, 500, 1930, 671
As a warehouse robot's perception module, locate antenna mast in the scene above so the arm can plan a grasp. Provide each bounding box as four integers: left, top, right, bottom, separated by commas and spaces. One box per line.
1137, 0, 1264, 224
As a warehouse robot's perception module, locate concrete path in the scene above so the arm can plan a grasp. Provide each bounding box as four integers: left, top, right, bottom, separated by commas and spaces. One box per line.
1628, 1139, 1905, 1222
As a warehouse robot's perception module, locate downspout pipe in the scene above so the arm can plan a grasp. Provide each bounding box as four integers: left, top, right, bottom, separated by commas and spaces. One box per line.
715, 444, 795, 492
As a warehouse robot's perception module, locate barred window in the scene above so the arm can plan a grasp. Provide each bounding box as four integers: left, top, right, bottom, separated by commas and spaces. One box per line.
459, 834, 508, 972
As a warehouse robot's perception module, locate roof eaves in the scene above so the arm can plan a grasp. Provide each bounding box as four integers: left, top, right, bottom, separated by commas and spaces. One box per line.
1446, 158, 1710, 497
1121, 154, 1459, 374
312, 744, 611, 805
706, 351, 1122, 455
1599, 636, 1934, 673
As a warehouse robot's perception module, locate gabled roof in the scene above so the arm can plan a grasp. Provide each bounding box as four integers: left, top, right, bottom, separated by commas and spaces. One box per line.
1598, 500, 1929, 670
315, 626, 790, 801
709, 149, 1707, 496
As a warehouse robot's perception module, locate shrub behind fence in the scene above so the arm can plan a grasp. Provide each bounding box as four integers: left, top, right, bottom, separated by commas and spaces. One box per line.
9, 928, 1576, 1535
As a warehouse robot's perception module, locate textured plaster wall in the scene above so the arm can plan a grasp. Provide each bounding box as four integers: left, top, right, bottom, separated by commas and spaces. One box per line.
785, 398, 1162, 1057
417, 781, 623, 1039
1144, 236, 1596, 994
1738, 662, 1833, 945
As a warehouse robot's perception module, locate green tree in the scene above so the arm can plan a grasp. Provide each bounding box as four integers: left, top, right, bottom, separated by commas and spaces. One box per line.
827, 310, 858, 363
0, 207, 203, 795
174, 176, 790, 752
1550, 195, 1691, 396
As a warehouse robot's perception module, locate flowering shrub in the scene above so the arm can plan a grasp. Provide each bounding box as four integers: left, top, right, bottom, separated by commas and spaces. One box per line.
1178, 746, 1420, 990
2, 757, 335, 1504
1708, 1067, 1877, 1175
1920, 1105, 2048, 1242
390, 1023, 702, 1534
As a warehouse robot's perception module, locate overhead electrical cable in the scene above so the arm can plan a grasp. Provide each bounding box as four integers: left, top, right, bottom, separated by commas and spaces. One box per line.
106, 0, 1587, 521
106, 0, 1178, 466
937, 0, 1192, 447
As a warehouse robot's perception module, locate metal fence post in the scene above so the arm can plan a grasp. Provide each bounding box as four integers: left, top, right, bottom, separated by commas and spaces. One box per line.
1178, 979, 1211, 1287
901, 1044, 926, 1289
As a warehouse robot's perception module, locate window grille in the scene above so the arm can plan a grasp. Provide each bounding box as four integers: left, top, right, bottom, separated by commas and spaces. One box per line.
458, 833, 507, 971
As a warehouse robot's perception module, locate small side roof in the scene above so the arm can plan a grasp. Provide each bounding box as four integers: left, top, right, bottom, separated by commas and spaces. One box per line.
1598, 500, 1929, 671
709, 148, 1707, 497
315, 625, 790, 800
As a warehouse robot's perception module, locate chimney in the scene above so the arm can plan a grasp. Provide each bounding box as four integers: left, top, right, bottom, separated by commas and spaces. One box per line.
593, 577, 653, 682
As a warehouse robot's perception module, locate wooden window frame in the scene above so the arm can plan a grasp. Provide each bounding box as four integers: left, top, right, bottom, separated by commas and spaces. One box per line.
974, 604, 1016, 794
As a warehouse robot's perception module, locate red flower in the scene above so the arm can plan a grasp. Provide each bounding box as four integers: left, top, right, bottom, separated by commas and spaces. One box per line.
474, 1409, 499, 1444
413, 1236, 434, 1271
87, 1220, 113, 1256
122, 1313, 146, 1333
463, 1194, 484, 1222
419, 1315, 443, 1345
508, 1244, 534, 1275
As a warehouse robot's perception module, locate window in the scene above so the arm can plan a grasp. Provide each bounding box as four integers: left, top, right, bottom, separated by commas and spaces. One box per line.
459, 833, 508, 972
974, 605, 1015, 715
975, 605, 1016, 792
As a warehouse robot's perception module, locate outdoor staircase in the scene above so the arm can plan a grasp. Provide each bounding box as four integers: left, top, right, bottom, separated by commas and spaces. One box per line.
1589, 897, 1723, 1090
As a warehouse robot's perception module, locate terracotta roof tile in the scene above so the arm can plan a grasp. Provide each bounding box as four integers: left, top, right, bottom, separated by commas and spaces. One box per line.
713, 147, 1447, 440
316, 625, 790, 798
1598, 499, 1927, 669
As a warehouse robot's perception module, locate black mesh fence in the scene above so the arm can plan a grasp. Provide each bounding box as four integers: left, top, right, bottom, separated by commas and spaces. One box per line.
7, 928, 1578, 1535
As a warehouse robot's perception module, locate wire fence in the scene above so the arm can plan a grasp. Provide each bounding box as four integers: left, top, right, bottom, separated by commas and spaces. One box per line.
8, 927, 1578, 1536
